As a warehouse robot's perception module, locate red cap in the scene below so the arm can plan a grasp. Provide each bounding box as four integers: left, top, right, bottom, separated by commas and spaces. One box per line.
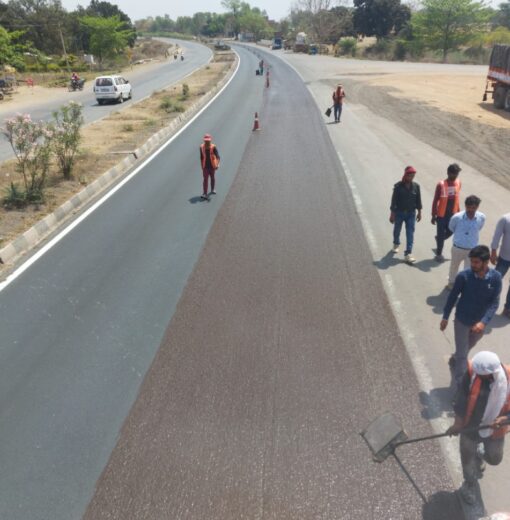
404, 166, 416, 174
203, 134, 212, 141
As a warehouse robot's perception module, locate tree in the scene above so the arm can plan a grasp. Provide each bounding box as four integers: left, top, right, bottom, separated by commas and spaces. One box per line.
412, 0, 489, 61
0, 26, 30, 70
221, 0, 242, 37
79, 15, 133, 66
353, 0, 411, 39
494, 1, 510, 28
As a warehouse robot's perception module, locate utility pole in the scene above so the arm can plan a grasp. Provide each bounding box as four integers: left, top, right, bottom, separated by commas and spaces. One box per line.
58, 23, 71, 73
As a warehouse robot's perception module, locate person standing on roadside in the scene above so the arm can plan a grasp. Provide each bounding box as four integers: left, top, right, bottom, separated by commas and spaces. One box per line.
199, 134, 220, 201
332, 84, 346, 123
259, 59, 264, 75
447, 195, 485, 289
447, 351, 510, 505
390, 166, 422, 264
490, 212, 510, 319
431, 163, 462, 262
441, 245, 502, 385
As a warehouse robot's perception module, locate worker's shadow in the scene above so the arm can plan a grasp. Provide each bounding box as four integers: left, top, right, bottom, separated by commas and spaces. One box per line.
487, 312, 510, 329
189, 196, 210, 204
412, 258, 442, 273
425, 288, 450, 315
373, 251, 401, 270
422, 490, 465, 520
419, 386, 456, 420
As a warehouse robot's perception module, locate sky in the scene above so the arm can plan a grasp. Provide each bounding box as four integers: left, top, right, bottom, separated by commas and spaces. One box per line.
60, 0, 294, 22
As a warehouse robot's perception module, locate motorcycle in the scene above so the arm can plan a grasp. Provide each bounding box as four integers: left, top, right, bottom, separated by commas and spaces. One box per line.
68, 78, 85, 91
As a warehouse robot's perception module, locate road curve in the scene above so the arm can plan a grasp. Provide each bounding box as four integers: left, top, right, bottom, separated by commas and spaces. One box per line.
0, 46, 263, 520
0, 39, 212, 162
83, 46, 463, 519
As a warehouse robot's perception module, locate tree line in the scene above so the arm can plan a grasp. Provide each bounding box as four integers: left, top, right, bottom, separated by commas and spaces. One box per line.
0, 0, 136, 70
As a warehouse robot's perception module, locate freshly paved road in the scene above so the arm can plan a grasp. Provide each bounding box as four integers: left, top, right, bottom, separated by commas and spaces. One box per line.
0, 46, 263, 520
0, 38, 211, 161
275, 49, 510, 517
83, 47, 462, 519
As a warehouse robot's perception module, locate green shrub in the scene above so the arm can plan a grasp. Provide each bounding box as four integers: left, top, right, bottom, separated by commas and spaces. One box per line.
173, 103, 185, 112
46, 63, 61, 73
337, 37, 357, 57
393, 41, 407, 61
159, 97, 174, 112
3, 182, 26, 209
122, 124, 134, 132
182, 83, 190, 99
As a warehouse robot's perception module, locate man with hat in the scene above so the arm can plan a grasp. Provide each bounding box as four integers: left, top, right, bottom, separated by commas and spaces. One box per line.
447, 351, 510, 504
199, 134, 220, 200
332, 84, 346, 123
389, 165, 422, 264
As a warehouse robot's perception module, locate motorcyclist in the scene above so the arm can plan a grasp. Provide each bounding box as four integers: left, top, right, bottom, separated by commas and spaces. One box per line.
71, 72, 80, 88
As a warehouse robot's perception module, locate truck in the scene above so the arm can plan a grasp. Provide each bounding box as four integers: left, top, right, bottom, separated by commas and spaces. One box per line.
483, 44, 510, 110
272, 37, 283, 50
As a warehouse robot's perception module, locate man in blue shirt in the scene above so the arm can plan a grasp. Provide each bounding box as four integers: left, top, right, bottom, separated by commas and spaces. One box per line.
441, 245, 502, 386
447, 195, 485, 289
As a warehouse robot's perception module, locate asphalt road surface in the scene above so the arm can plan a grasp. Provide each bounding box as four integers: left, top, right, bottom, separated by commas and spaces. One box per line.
0, 46, 263, 519
0, 39, 211, 162
82, 47, 463, 519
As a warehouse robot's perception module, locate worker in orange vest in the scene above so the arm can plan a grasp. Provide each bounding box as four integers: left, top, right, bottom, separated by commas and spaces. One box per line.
431, 163, 462, 262
199, 134, 220, 200
447, 351, 510, 505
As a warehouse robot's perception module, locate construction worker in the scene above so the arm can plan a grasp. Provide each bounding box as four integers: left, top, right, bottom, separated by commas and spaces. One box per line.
332, 84, 346, 123
199, 134, 220, 200
431, 163, 462, 262
447, 351, 510, 505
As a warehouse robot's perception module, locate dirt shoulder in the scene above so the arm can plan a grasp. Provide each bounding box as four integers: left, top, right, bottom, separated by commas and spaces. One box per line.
340, 71, 510, 190
0, 50, 234, 253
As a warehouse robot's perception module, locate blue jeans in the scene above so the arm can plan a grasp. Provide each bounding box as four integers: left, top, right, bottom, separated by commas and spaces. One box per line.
334, 103, 343, 122
435, 215, 453, 255
393, 211, 416, 255
495, 257, 510, 310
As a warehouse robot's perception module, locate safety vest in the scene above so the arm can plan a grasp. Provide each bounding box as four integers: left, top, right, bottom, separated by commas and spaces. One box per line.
463, 361, 510, 438
435, 179, 461, 217
200, 144, 219, 170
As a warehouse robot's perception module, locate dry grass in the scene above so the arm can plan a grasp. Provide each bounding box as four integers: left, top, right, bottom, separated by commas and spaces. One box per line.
0, 53, 234, 248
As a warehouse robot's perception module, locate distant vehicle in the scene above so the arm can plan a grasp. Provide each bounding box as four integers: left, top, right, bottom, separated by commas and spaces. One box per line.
483, 44, 510, 110
214, 40, 230, 51
93, 75, 132, 105
68, 78, 85, 91
272, 37, 283, 50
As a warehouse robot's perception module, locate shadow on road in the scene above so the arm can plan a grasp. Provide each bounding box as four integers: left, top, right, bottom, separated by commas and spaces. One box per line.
425, 287, 450, 315
419, 386, 455, 420
373, 250, 401, 270
422, 490, 464, 520
189, 196, 210, 204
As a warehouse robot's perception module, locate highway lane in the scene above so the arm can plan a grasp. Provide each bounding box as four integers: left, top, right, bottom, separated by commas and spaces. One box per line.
0, 46, 264, 520
0, 39, 212, 161
83, 46, 462, 519
275, 50, 510, 516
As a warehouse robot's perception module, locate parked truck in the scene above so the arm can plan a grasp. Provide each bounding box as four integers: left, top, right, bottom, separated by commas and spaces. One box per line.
483, 44, 510, 110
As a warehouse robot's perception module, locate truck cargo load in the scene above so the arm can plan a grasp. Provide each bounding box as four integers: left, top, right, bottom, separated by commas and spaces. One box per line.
483, 44, 510, 110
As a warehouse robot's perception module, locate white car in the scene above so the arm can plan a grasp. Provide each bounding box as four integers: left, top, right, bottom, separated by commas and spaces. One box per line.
93, 75, 132, 104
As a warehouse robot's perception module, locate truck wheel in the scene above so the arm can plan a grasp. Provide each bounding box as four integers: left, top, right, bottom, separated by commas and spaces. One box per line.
494, 86, 507, 109
505, 91, 510, 111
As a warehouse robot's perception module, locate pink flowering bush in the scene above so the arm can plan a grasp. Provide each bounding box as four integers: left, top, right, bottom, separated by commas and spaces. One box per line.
2, 113, 52, 205
48, 102, 84, 180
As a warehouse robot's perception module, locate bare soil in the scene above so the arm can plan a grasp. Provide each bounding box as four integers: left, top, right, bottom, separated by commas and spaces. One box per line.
0, 51, 234, 250
341, 72, 510, 189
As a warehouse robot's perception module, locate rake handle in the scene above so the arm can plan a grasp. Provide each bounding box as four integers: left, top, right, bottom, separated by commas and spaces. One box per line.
393, 419, 510, 449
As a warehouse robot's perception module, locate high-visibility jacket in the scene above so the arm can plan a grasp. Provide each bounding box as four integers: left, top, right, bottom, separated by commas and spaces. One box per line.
200, 143, 219, 170
463, 361, 510, 439
435, 179, 461, 218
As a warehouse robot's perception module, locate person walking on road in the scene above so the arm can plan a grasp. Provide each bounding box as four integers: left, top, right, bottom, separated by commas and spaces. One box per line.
441, 245, 502, 386
389, 166, 422, 264
332, 84, 345, 123
446, 195, 485, 290
259, 59, 264, 75
431, 163, 462, 262
447, 351, 510, 505
199, 134, 220, 201
490, 212, 510, 319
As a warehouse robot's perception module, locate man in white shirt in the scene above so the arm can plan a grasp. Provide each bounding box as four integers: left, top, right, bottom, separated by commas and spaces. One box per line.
447, 195, 485, 289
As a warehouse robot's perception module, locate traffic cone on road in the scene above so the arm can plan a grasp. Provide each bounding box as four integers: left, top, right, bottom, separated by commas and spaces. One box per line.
252, 112, 260, 131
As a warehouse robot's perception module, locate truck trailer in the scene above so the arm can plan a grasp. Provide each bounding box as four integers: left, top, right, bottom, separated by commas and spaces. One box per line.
483, 44, 510, 110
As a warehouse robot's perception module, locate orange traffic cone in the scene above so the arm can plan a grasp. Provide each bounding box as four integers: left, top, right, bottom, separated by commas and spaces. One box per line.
252, 112, 260, 131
